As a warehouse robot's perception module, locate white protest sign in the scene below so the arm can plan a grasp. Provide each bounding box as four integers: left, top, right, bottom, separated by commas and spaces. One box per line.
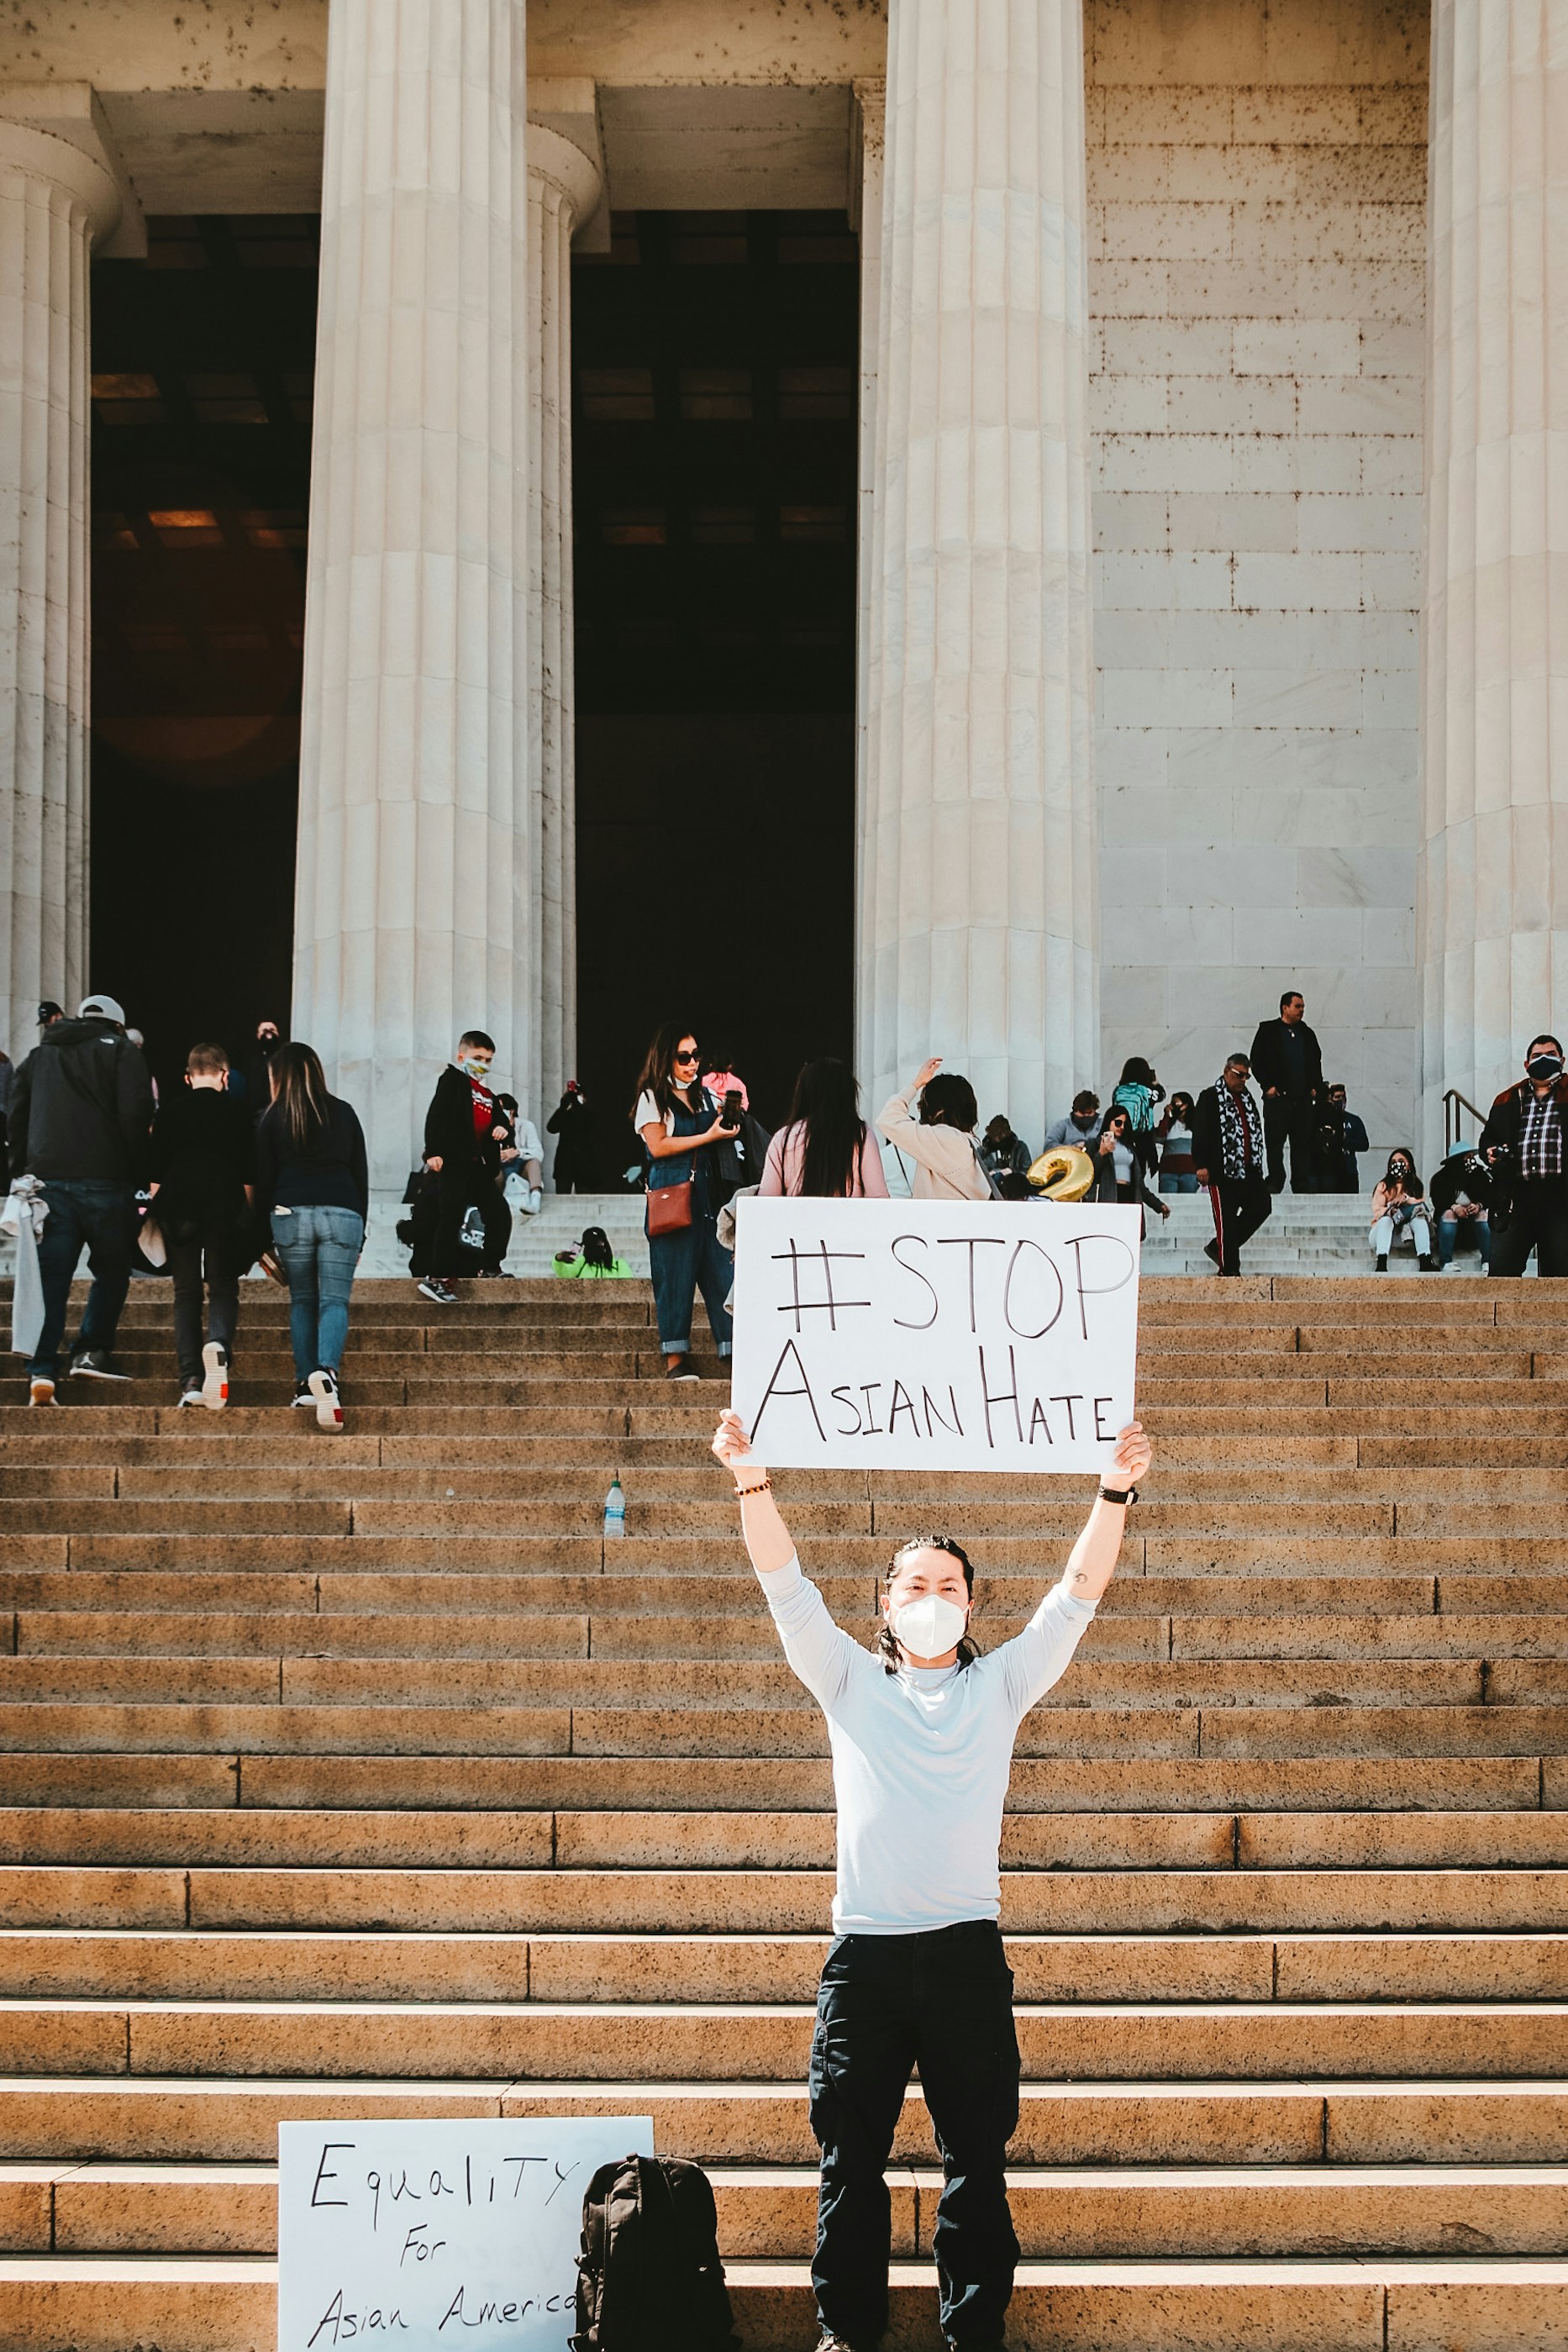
278, 2116, 653, 2352
731, 1197, 1141, 1471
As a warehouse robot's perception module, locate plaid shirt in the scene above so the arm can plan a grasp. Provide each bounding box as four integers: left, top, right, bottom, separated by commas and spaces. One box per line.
1519, 1086, 1567, 1181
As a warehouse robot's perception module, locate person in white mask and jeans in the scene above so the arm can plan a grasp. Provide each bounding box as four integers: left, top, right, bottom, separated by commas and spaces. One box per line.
711, 1407, 1153, 2352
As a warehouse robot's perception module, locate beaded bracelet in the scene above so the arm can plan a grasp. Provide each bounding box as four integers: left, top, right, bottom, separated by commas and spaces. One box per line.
734, 1477, 772, 1498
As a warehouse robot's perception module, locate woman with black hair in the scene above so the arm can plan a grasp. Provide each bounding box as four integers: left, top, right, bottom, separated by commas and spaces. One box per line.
876, 1055, 989, 1199
1088, 1103, 1171, 1229
633, 1020, 739, 1380
255, 1042, 368, 1429
711, 1402, 1153, 2352
760, 1057, 889, 1198
1370, 1145, 1436, 1271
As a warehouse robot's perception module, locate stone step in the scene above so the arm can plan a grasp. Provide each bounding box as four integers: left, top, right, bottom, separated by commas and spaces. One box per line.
5, 2159, 1566, 2261
5, 1865, 1566, 1934
3, 2074, 1567, 2165
7, 1996, 1567, 2083
2, 1750, 1545, 1815
6, 1806, 1568, 1872
7, 1928, 1566, 2003
8, 1610, 1567, 1663
1, 2253, 1565, 2352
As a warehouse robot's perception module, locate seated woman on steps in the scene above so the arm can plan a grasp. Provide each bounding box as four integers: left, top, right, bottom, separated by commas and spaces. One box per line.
712, 1406, 1153, 2352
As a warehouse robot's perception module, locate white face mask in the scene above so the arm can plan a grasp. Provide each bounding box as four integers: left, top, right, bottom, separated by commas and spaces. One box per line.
460, 1058, 492, 1081
889, 1592, 969, 1661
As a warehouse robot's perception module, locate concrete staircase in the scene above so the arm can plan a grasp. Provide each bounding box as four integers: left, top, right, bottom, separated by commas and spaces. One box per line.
0, 1275, 1565, 2348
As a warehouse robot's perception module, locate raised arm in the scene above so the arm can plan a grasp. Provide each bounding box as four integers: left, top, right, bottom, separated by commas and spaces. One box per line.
1060, 1420, 1151, 1608
713, 1408, 795, 1574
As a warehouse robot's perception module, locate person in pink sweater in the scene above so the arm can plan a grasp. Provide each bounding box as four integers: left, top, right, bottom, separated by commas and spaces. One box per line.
758, 1058, 889, 1197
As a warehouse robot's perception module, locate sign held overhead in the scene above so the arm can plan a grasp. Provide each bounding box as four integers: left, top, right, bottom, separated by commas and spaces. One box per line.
730, 1197, 1141, 1472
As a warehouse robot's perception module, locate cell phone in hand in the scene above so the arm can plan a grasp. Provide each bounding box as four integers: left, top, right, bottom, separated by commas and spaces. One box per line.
723, 1091, 743, 1128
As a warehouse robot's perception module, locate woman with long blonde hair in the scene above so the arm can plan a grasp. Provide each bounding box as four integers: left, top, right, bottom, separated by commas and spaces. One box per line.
255, 1043, 368, 1429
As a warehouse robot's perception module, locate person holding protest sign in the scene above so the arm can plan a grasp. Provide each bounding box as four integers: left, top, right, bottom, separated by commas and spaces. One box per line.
712, 1403, 1152, 2352
876, 1057, 990, 1200
634, 1022, 739, 1379
760, 1057, 890, 1198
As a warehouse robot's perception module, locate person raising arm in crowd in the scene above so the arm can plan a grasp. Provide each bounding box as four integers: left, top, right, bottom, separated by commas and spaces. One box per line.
712, 1404, 1152, 2352
876, 1057, 989, 1200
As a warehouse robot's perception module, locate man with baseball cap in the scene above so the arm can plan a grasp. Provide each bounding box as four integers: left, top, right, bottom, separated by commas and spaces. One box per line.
8, 995, 155, 1402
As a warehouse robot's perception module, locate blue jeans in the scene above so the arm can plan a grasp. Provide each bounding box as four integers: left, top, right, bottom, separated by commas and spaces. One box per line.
28, 1179, 137, 1380
1438, 1210, 1491, 1266
808, 1921, 1020, 2345
271, 1204, 363, 1380
1159, 1172, 1198, 1193
649, 1212, 733, 1355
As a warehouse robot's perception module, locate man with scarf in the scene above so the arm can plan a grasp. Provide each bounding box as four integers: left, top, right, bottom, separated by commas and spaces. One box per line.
1192, 1053, 1271, 1276
1481, 1034, 1568, 1276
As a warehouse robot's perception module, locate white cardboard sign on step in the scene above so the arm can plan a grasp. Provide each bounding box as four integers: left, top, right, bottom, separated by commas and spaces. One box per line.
730, 1197, 1141, 1472
278, 2117, 653, 2352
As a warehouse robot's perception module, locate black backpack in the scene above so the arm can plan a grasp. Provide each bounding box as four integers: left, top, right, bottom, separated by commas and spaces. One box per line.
571, 2154, 739, 2352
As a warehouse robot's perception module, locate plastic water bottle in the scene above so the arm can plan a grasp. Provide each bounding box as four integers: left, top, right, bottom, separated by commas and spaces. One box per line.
603, 1475, 626, 1539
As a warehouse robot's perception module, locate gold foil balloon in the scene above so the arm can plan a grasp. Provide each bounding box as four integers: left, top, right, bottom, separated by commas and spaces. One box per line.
1026, 1145, 1095, 1201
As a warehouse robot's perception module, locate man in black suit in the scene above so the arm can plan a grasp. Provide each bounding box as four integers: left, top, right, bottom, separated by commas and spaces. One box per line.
1250, 990, 1324, 1194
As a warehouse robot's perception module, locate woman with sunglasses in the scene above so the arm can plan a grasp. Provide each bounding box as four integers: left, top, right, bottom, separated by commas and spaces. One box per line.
633, 1021, 741, 1379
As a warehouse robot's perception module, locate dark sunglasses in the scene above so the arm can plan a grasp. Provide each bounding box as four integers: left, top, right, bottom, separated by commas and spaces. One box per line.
674, 1048, 700, 1064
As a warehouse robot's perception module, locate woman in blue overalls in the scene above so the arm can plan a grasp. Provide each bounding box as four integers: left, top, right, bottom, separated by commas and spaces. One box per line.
633, 1022, 740, 1380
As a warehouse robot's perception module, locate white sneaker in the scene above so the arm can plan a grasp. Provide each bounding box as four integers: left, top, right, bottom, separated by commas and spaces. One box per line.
177, 1381, 204, 1408
28, 1377, 58, 1408
308, 1367, 344, 1433
522, 1187, 542, 1215
202, 1342, 229, 1409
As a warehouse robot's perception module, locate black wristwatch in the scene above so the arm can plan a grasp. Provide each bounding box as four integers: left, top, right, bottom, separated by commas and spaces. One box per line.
1098, 1483, 1139, 1506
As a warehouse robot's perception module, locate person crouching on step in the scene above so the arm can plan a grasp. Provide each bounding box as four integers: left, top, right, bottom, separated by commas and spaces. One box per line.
712, 1406, 1153, 2352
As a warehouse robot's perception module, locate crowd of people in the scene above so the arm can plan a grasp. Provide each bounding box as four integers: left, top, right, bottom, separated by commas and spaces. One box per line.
7, 991, 1565, 1413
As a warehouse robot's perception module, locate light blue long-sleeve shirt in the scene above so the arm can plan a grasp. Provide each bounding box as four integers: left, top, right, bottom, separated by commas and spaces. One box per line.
758, 1556, 1097, 1934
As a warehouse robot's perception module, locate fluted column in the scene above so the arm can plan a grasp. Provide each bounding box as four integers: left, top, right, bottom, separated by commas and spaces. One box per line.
293, 0, 529, 1185
857, 0, 1097, 1150
1419, 1, 1568, 1144
0, 121, 118, 1056
527, 126, 598, 1130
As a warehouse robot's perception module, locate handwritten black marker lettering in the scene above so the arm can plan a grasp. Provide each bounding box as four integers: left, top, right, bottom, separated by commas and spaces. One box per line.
889, 1233, 939, 1329
937, 1234, 1007, 1332
464, 2155, 471, 2207
1063, 1231, 1137, 1341
429, 2169, 455, 2198
545, 2157, 581, 2207
750, 1338, 826, 1442
502, 2155, 548, 2197
858, 1381, 884, 1434
887, 1379, 919, 1436
922, 1385, 964, 1439
390, 2169, 420, 2203
1093, 1395, 1118, 1443
772, 1239, 871, 1332
1003, 1238, 1064, 1339
1029, 1397, 1054, 1444
366, 2170, 381, 2232
1049, 1393, 1082, 1439
830, 1384, 861, 1436
399, 2223, 445, 2265
310, 2143, 354, 2209
979, 1344, 1021, 1447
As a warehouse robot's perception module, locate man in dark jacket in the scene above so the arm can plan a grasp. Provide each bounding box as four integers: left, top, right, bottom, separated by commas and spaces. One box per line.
1480, 1034, 1568, 1276
1429, 1144, 1492, 1271
1192, 1053, 1272, 1276
1250, 990, 1324, 1193
1315, 1081, 1371, 1193
8, 993, 155, 1400
546, 1081, 595, 1192
414, 1029, 504, 1300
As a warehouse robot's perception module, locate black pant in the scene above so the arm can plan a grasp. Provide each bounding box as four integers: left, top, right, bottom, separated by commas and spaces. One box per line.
1263, 1093, 1317, 1192
419, 1165, 487, 1279
165, 1226, 240, 1385
808, 1921, 1020, 2347
1491, 1186, 1568, 1276
1206, 1175, 1272, 1274
480, 1187, 512, 1272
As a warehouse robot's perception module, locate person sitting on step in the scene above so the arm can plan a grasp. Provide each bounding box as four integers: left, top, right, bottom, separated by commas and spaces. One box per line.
1369, 1147, 1436, 1271
712, 1404, 1154, 2352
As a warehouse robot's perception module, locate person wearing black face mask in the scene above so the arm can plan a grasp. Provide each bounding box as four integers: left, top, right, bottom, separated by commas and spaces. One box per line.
1481, 1035, 1568, 1276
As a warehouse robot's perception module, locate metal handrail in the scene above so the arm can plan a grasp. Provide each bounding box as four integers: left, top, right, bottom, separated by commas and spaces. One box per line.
1443, 1086, 1488, 1155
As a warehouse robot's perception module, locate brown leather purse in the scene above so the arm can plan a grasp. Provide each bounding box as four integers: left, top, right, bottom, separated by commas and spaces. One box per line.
646, 1179, 693, 1235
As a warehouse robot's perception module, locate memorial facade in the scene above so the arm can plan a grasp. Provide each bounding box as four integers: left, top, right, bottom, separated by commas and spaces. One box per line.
0, 0, 1560, 1178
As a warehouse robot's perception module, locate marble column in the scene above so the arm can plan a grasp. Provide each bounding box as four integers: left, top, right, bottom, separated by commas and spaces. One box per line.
1419, 0, 1568, 1144
0, 121, 118, 1058
856, 0, 1097, 1152
292, 0, 530, 1187
527, 126, 598, 1134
